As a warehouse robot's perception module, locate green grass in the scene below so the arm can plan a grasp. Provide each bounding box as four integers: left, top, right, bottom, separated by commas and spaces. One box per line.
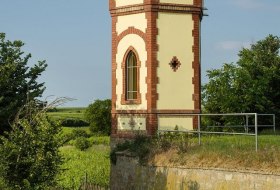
47, 107, 86, 120
114, 133, 280, 173
62, 127, 91, 136
57, 145, 110, 189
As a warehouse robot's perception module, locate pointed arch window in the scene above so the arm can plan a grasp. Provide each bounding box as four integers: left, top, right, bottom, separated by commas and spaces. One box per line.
126, 51, 137, 100
121, 47, 141, 105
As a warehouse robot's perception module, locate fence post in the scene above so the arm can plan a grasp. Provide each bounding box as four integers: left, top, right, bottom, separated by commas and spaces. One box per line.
273, 114, 276, 133
198, 114, 201, 145
255, 113, 258, 152
246, 115, 249, 133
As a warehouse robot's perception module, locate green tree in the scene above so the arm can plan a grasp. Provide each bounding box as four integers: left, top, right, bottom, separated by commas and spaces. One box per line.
202, 35, 280, 127
0, 101, 62, 189
84, 99, 111, 135
0, 33, 47, 134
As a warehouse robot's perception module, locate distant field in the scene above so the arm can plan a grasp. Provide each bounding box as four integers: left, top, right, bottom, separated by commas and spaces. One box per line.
47, 107, 86, 120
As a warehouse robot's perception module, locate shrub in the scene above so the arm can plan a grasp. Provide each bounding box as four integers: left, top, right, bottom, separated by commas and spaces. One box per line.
84, 99, 111, 135
0, 102, 62, 189
110, 135, 151, 165
88, 136, 110, 145
71, 129, 90, 139
60, 118, 89, 127
75, 137, 90, 151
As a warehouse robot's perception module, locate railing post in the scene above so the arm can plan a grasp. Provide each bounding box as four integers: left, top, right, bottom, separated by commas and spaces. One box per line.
198, 114, 201, 145
255, 113, 258, 152
273, 114, 276, 133
246, 115, 249, 133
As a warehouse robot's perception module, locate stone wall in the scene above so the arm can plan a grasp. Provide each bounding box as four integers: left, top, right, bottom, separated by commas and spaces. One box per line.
110, 154, 280, 190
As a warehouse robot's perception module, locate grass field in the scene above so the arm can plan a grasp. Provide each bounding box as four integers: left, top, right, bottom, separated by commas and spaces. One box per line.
48, 107, 111, 189
57, 145, 110, 189
47, 107, 86, 120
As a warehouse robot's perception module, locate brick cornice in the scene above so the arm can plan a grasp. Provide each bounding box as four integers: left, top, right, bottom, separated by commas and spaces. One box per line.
110, 3, 203, 17
112, 109, 201, 115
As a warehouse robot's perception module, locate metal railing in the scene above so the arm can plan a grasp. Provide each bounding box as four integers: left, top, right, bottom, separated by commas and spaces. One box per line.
157, 113, 276, 152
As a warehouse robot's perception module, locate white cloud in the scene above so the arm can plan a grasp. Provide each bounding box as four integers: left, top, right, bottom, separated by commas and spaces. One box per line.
215, 41, 251, 51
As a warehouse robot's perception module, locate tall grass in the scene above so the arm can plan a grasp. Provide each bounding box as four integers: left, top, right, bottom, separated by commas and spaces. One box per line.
57, 145, 110, 189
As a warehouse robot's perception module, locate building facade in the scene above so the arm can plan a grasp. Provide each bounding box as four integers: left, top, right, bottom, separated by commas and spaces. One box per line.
110, 0, 204, 138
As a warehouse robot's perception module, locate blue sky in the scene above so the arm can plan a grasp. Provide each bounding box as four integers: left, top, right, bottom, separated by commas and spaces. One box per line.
0, 0, 279, 107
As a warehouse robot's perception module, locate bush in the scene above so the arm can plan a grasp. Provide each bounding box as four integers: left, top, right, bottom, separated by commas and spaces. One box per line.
0, 102, 62, 189
110, 135, 151, 165
71, 129, 89, 139
88, 136, 110, 145
60, 118, 89, 127
84, 99, 111, 135
75, 137, 90, 151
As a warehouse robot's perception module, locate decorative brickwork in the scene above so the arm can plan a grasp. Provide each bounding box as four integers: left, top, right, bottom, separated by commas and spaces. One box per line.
192, 13, 201, 129
110, 0, 204, 137
145, 1, 159, 136
116, 27, 147, 46
169, 56, 181, 72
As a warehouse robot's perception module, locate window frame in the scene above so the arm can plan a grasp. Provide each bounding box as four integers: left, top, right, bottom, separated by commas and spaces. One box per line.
121, 46, 141, 105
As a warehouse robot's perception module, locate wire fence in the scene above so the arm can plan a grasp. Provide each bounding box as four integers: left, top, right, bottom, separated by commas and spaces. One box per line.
157, 113, 276, 152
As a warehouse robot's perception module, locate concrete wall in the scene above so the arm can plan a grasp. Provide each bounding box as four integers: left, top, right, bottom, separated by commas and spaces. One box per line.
111, 154, 280, 190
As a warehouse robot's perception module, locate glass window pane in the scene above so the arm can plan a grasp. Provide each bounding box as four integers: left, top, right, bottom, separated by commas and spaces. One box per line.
126, 51, 138, 100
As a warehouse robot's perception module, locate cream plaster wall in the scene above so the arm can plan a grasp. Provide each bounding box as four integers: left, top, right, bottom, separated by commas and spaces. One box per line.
116, 0, 144, 7
157, 13, 194, 110
158, 117, 193, 130
116, 13, 147, 35
118, 116, 146, 130
116, 34, 147, 110
160, 0, 193, 4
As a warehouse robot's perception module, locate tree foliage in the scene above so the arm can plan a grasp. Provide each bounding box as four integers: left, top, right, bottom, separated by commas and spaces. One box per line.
202, 35, 280, 126
0, 101, 62, 189
0, 33, 47, 133
84, 99, 111, 135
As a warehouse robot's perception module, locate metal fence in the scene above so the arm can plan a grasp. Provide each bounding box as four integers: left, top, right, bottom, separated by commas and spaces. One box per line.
157, 113, 276, 152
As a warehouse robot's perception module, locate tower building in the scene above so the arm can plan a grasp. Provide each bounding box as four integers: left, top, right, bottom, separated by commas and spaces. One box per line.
110, 0, 205, 138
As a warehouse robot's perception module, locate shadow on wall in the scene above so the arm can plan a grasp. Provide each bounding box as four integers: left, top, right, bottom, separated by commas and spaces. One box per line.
110, 154, 200, 190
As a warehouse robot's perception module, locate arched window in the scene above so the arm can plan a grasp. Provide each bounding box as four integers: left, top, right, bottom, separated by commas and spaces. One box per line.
121, 47, 141, 105
126, 51, 137, 100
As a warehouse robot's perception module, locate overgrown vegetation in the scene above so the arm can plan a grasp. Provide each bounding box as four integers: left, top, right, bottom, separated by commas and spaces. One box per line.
48, 107, 111, 188
57, 145, 110, 189
0, 101, 62, 189
111, 131, 280, 173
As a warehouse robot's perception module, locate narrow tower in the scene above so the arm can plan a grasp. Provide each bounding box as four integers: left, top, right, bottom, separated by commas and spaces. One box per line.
110, 0, 204, 139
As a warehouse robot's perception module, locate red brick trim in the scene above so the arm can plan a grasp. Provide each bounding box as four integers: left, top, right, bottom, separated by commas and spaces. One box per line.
192, 14, 202, 129
111, 15, 118, 135
121, 46, 142, 105
109, 0, 116, 10
145, 10, 159, 136
113, 109, 201, 114
116, 27, 146, 46
110, 3, 202, 17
